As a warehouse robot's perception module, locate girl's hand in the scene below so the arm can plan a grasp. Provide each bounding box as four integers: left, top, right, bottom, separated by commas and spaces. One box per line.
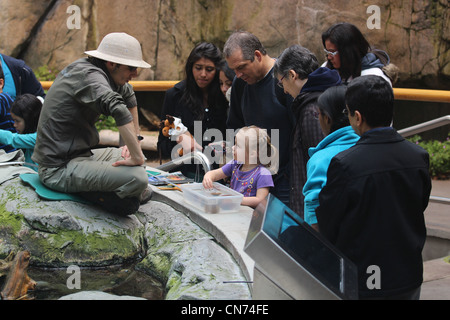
202, 171, 214, 190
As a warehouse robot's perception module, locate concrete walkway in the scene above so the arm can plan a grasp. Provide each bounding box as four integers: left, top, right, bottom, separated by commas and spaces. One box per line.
147, 166, 450, 300
421, 179, 450, 300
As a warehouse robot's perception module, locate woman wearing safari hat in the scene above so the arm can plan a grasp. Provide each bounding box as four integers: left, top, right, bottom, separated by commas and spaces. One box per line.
32, 32, 152, 216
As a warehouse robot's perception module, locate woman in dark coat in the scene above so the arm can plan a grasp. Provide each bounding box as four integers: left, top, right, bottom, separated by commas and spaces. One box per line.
158, 43, 229, 178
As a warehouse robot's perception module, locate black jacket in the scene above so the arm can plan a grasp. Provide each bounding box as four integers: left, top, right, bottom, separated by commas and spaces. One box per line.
289, 67, 341, 216
1, 54, 45, 98
158, 80, 228, 159
316, 128, 431, 298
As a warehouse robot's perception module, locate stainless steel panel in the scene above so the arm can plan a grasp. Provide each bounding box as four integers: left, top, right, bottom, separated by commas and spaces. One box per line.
244, 195, 358, 300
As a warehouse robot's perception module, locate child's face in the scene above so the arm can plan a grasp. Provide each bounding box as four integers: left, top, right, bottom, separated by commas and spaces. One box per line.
11, 112, 25, 134
0, 78, 4, 93
233, 131, 258, 165
232, 136, 245, 163
219, 71, 233, 97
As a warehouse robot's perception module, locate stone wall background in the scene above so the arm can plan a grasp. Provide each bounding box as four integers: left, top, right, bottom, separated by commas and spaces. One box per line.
0, 0, 448, 88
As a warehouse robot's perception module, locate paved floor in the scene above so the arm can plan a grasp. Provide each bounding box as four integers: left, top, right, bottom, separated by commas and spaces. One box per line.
421, 179, 450, 300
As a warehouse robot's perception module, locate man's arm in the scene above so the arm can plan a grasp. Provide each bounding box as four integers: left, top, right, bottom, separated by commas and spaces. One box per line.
128, 106, 140, 136
113, 121, 145, 167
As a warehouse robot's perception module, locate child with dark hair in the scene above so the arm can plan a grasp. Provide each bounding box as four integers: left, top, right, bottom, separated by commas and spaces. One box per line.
219, 61, 235, 103
0, 63, 17, 153
302, 85, 359, 230
0, 93, 43, 170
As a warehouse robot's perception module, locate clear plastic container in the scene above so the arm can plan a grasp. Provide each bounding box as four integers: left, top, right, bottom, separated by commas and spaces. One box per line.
180, 183, 243, 214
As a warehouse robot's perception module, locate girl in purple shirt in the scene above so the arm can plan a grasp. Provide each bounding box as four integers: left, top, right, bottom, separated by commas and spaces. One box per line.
203, 126, 277, 208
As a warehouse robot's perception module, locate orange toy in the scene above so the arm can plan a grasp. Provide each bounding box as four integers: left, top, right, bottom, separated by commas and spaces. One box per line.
160, 115, 191, 156
160, 115, 176, 137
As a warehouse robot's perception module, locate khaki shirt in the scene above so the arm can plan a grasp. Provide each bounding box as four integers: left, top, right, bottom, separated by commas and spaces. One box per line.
33, 58, 136, 167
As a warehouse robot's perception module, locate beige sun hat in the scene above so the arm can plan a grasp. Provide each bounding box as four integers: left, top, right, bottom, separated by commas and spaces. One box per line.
85, 32, 151, 69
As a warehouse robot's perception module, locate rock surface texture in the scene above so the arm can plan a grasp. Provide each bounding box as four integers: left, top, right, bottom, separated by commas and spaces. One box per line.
0, 0, 448, 88
0, 178, 251, 300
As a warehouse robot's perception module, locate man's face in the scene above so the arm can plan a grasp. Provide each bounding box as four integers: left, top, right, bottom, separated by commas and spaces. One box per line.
109, 64, 138, 86
226, 48, 262, 85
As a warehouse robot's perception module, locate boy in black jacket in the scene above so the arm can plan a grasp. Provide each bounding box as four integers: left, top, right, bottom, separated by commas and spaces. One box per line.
316, 75, 431, 300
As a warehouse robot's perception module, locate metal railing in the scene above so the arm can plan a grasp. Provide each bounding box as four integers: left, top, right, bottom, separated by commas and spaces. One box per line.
430, 196, 450, 205
398, 115, 450, 137
393, 88, 450, 103
156, 151, 212, 174
398, 115, 450, 205
40, 81, 450, 103
41, 80, 178, 92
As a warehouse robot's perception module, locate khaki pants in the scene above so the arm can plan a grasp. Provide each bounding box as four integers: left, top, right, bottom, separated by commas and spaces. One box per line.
38, 148, 147, 199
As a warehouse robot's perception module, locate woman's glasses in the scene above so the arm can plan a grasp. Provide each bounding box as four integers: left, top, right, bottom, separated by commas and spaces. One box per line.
277, 74, 287, 88
324, 49, 339, 57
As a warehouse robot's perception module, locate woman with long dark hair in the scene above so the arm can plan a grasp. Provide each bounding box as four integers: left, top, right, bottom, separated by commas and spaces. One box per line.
321, 22, 394, 85
158, 42, 229, 177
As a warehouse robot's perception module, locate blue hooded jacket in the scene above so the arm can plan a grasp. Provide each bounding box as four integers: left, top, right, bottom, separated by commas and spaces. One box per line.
303, 126, 360, 225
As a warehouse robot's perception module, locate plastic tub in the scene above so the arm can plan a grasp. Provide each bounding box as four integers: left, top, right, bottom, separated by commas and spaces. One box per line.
180, 183, 243, 214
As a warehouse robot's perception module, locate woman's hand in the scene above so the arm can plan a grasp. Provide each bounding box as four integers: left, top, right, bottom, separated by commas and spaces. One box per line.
177, 133, 203, 153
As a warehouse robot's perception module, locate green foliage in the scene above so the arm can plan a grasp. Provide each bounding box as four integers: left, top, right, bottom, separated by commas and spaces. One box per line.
408, 134, 450, 179
34, 65, 59, 81
95, 114, 118, 132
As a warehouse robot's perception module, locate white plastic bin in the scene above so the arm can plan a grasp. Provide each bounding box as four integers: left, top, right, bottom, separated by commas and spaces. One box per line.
180, 183, 243, 213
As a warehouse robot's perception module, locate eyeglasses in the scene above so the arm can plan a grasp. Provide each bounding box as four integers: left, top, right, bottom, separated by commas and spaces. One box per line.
277, 74, 287, 89
324, 49, 339, 57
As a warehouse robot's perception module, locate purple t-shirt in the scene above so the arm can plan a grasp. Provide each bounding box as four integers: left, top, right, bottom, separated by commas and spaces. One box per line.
221, 160, 274, 197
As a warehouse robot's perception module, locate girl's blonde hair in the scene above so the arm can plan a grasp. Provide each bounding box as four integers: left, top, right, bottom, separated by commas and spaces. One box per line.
235, 125, 279, 174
